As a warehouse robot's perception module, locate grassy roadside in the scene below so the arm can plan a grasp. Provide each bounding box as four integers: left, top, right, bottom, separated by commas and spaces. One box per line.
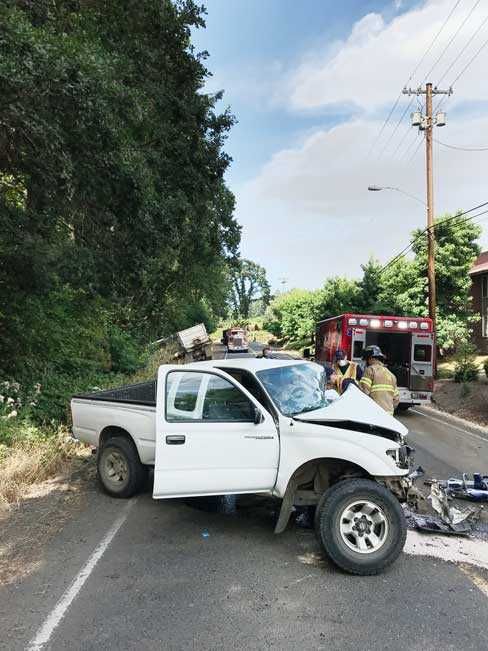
0, 426, 87, 510
0, 341, 184, 510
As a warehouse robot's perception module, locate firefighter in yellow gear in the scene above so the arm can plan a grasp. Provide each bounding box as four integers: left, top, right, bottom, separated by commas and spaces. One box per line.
359, 345, 400, 415
332, 349, 362, 395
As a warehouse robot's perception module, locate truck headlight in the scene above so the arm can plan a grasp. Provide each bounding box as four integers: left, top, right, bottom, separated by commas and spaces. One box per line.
386, 448, 400, 465
386, 445, 412, 469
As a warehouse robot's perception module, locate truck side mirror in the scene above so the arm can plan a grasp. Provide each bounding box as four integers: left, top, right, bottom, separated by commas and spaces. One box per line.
253, 406, 263, 425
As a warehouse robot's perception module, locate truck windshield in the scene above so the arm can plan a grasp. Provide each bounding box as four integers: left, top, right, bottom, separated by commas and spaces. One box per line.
257, 363, 329, 416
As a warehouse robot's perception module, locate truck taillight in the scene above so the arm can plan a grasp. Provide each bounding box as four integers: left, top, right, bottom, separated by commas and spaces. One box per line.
427, 378, 434, 391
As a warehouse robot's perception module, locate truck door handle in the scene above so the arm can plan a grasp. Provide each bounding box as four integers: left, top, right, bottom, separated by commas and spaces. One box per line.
166, 435, 186, 445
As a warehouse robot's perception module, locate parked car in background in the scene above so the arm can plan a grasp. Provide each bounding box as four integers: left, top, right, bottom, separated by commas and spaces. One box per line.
71, 358, 414, 575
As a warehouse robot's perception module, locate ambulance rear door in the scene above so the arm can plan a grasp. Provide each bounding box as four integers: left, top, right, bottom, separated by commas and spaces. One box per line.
409, 332, 434, 402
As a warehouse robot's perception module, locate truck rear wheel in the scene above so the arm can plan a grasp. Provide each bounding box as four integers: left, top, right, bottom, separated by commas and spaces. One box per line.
97, 436, 147, 498
316, 479, 406, 575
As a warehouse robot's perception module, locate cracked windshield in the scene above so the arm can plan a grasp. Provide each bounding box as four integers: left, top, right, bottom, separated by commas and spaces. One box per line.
257, 363, 329, 416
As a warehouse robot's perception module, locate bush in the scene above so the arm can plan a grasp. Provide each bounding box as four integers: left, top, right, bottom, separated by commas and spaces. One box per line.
453, 361, 479, 383
108, 327, 144, 375
453, 341, 479, 383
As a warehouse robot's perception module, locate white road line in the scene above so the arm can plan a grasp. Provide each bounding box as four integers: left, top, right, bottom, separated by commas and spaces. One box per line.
27, 499, 136, 651
410, 409, 488, 443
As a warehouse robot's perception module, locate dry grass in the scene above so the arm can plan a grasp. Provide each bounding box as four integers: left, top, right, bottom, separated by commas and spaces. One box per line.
0, 429, 87, 510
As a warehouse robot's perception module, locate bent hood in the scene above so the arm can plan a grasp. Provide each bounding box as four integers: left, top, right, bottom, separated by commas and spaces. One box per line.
293, 385, 408, 438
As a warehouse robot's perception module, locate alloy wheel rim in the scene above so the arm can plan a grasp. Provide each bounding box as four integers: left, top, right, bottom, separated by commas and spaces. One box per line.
102, 450, 129, 486
339, 499, 389, 554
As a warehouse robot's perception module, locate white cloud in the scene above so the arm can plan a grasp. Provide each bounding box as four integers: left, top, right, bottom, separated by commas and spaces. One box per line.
232, 0, 488, 290
233, 0, 488, 290
236, 113, 488, 290
289, 0, 488, 111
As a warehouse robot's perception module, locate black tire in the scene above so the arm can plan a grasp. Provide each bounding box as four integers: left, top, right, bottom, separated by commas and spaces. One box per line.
396, 403, 410, 413
316, 479, 407, 576
97, 436, 147, 498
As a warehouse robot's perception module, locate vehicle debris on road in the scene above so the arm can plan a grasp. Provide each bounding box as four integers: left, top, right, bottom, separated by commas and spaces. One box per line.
404, 478, 483, 536
431, 473, 488, 502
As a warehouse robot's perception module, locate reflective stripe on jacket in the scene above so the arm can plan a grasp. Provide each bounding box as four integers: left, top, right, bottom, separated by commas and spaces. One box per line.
359, 360, 400, 414
333, 361, 359, 395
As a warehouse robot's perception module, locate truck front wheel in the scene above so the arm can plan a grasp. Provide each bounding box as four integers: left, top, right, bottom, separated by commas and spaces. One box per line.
97, 436, 147, 498
316, 479, 407, 575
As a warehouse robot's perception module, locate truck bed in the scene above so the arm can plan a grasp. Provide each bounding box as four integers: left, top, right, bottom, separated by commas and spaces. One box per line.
71, 380, 157, 464
73, 380, 156, 407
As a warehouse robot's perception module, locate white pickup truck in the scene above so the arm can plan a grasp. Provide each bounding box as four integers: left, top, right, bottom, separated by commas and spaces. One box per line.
71, 358, 414, 575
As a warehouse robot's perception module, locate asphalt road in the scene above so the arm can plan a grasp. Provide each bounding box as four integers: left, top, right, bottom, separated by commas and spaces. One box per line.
2, 410, 488, 650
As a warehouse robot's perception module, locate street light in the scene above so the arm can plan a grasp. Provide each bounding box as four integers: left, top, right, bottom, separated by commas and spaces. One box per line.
367, 185, 426, 207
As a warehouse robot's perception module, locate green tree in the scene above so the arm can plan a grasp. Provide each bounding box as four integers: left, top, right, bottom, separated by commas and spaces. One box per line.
264, 277, 361, 347
264, 289, 321, 345
316, 277, 361, 319
377, 212, 481, 350
0, 0, 240, 415
230, 259, 270, 318
0, 2, 239, 355
357, 258, 397, 314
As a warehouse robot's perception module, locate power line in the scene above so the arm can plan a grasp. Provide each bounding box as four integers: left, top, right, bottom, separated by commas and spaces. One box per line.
434, 17, 488, 114
380, 200, 488, 273
382, 203, 488, 273
397, 130, 421, 162
389, 2, 483, 162
424, 0, 481, 81
392, 123, 415, 159
434, 138, 488, 151
407, 132, 425, 162
451, 31, 488, 85
380, 211, 485, 274
437, 11, 488, 84
366, 0, 462, 159
377, 97, 414, 159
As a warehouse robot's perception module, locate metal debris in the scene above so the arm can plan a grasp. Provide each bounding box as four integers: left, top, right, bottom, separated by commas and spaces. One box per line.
408, 466, 425, 482
428, 480, 479, 527
408, 512, 471, 536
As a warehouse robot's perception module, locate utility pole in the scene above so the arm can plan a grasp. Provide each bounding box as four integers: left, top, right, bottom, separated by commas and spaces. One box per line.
402, 83, 452, 335
425, 82, 436, 334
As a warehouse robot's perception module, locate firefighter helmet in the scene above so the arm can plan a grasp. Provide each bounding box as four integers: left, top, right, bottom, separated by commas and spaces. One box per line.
362, 345, 385, 361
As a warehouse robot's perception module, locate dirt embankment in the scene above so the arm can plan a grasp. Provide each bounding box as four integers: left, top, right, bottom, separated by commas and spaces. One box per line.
432, 379, 488, 427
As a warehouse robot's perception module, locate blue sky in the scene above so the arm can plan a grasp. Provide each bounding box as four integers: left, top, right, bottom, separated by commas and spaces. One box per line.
193, 0, 414, 185
192, 0, 488, 291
